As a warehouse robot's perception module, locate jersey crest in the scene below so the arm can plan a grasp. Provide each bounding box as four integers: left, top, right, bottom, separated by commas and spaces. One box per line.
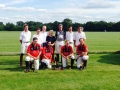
30, 44, 40, 51
78, 44, 84, 51
45, 47, 52, 53
63, 46, 71, 52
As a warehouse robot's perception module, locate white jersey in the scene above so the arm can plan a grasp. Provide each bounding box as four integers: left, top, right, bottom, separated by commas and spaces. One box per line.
41, 31, 48, 43
74, 31, 86, 46
32, 34, 43, 45
66, 31, 74, 43
20, 30, 31, 42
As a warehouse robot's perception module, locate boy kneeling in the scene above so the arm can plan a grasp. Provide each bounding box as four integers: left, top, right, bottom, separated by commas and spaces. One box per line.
40, 41, 53, 69
76, 38, 89, 70
25, 37, 42, 73
60, 40, 75, 69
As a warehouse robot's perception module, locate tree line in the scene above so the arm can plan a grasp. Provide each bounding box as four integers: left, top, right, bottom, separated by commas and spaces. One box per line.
0, 18, 120, 31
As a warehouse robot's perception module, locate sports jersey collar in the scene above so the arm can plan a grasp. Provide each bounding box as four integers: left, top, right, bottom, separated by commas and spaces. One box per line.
68, 31, 72, 33
58, 30, 63, 33
65, 45, 70, 48
77, 31, 82, 34
31, 43, 38, 47
41, 31, 47, 33
23, 30, 29, 33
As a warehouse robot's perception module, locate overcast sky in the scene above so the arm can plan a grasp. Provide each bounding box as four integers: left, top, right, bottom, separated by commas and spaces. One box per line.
0, 0, 120, 24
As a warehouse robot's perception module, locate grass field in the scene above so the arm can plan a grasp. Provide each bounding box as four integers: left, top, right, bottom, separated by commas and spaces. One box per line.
0, 31, 120, 53
0, 54, 120, 90
0, 31, 120, 90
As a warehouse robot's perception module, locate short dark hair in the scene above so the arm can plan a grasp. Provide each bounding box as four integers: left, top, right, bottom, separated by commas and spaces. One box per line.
79, 38, 83, 41
58, 24, 63, 27
24, 24, 28, 28
37, 28, 40, 30
78, 26, 82, 29
33, 37, 38, 41
68, 25, 72, 28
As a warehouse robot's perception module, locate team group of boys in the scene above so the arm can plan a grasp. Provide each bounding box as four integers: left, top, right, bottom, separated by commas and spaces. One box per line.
19, 24, 89, 72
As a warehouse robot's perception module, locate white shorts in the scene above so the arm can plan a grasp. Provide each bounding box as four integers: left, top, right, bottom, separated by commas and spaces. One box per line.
76, 55, 89, 68
56, 41, 64, 54
21, 42, 30, 54
82, 55, 89, 61
41, 59, 52, 69
62, 55, 75, 67
25, 56, 39, 70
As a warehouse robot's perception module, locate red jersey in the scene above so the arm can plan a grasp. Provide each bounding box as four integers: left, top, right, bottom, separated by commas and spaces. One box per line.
76, 44, 88, 55
40, 46, 43, 54
61, 45, 73, 56
42, 46, 53, 59
27, 43, 41, 57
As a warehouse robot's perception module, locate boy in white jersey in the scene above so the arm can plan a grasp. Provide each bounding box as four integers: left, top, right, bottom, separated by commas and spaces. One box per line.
41, 25, 48, 47
66, 26, 74, 48
32, 28, 43, 46
19, 24, 31, 67
74, 26, 86, 47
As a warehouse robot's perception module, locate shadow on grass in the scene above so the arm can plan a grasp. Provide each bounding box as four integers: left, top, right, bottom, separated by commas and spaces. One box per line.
0, 66, 25, 72
0, 60, 25, 72
0, 60, 78, 72
97, 51, 120, 65
1, 51, 120, 72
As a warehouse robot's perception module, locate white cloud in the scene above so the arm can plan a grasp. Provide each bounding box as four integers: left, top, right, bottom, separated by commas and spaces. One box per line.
2, 7, 35, 11
1, 0, 120, 24
82, 0, 117, 9
0, 4, 5, 8
37, 9, 47, 12
0, 17, 9, 20
0, 6, 47, 12
111, 14, 120, 18
4, 0, 32, 5
13, 14, 51, 20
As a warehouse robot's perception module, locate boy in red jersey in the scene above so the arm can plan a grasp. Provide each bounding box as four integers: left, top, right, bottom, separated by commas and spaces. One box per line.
76, 38, 89, 70
25, 37, 42, 73
41, 41, 53, 69
60, 40, 74, 69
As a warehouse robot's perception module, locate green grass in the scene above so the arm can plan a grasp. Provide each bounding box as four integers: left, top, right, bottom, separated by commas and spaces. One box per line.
0, 54, 120, 90
0, 31, 120, 53
0, 31, 120, 90
0, 31, 36, 53
86, 32, 120, 52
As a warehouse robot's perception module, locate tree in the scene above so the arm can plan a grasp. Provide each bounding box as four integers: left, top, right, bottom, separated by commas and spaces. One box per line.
62, 18, 72, 31
25, 21, 36, 26
0, 22, 4, 31
29, 25, 37, 31
16, 26, 23, 31
84, 21, 94, 31
45, 22, 53, 31
114, 21, 120, 31
52, 21, 61, 31
73, 22, 83, 31
5, 23, 15, 31
0, 25, 4, 31
107, 22, 115, 31
16, 21, 24, 26
36, 22, 43, 28
1, 18, 120, 31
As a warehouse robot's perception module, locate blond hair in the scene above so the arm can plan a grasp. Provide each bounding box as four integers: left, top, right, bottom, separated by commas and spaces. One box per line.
42, 25, 46, 29
49, 30, 54, 35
